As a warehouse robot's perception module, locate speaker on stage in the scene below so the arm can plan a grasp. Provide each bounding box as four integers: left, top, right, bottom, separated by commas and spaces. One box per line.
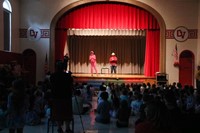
156, 72, 168, 86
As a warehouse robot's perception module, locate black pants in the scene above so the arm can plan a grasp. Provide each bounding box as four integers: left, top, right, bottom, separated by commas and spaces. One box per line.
111, 66, 117, 74
196, 79, 200, 89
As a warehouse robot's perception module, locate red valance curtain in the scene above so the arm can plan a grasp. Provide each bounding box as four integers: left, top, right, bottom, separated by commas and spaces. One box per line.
55, 2, 160, 76
57, 3, 159, 29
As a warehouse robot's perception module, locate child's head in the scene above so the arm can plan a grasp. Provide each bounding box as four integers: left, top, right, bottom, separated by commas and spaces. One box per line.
100, 91, 108, 101
74, 89, 81, 96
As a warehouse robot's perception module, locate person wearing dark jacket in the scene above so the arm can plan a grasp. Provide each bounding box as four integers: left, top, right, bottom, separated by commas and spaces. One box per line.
50, 60, 73, 133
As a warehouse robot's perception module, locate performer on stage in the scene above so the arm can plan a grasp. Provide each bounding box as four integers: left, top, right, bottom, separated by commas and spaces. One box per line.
109, 52, 118, 74
196, 65, 200, 89
63, 53, 70, 72
89, 51, 98, 75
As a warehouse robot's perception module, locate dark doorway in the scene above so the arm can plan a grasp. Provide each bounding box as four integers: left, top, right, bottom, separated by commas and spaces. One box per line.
22, 49, 36, 85
179, 50, 194, 86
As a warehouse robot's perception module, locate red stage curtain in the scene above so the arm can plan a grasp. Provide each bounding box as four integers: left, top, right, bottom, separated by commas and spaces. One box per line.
63, 3, 159, 29
55, 2, 160, 76
144, 30, 160, 76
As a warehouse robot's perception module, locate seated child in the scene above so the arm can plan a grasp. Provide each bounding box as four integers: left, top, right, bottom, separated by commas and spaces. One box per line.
116, 100, 131, 128
95, 91, 111, 124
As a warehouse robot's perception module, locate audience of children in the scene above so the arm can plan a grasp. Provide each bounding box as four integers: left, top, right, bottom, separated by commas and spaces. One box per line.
130, 91, 143, 116
72, 89, 91, 115
135, 100, 178, 133
108, 89, 120, 118
7, 79, 28, 133
1, 63, 200, 132
72, 89, 84, 115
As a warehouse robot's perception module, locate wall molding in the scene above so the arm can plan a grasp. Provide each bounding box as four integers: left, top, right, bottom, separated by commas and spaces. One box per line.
166, 29, 197, 39
20, 28, 198, 40
19, 28, 50, 38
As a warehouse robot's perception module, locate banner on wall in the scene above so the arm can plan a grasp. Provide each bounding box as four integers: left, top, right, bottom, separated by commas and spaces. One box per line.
27, 27, 41, 41
174, 26, 189, 42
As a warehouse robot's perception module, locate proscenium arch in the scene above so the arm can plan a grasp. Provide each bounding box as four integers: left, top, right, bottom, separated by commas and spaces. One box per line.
50, 0, 166, 74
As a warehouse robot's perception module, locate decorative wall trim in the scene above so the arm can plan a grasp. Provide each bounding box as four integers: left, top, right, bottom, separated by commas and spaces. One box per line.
20, 28, 198, 40
166, 29, 198, 40
19, 28, 50, 38
19, 28, 28, 38
67, 29, 146, 36
41, 29, 50, 38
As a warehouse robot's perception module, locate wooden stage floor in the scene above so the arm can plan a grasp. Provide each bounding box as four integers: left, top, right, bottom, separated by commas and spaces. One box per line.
72, 73, 156, 86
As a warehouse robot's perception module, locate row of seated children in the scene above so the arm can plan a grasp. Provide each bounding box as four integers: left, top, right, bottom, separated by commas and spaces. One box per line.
95, 81, 200, 132
95, 84, 131, 127
0, 77, 54, 131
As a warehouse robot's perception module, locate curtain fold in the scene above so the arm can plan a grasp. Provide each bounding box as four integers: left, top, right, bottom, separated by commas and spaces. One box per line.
144, 30, 160, 76
55, 29, 67, 61
63, 3, 159, 29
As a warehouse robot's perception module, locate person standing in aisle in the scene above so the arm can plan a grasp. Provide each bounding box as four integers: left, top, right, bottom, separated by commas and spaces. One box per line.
50, 60, 74, 133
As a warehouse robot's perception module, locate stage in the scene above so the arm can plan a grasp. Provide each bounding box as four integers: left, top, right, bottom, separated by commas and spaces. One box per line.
72, 73, 156, 88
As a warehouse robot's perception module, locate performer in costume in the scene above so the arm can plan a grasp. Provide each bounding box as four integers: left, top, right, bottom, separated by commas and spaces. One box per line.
109, 52, 118, 74
89, 51, 98, 75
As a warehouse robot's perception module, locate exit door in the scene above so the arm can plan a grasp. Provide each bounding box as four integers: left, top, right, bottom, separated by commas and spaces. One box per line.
179, 50, 194, 86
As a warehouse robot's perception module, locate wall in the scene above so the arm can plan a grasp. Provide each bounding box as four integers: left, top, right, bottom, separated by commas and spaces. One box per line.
1, 0, 199, 85
0, 0, 3, 50
139, 0, 199, 84
198, 1, 200, 66
10, 0, 20, 52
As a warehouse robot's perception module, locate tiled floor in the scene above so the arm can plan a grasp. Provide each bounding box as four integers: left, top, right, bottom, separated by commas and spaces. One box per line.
1, 96, 136, 133
1, 115, 136, 133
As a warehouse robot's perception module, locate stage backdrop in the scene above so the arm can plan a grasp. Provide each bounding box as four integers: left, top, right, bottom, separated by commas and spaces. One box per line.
68, 35, 145, 74
55, 2, 160, 76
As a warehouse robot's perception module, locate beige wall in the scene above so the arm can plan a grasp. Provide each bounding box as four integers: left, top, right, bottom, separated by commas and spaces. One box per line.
139, 0, 199, 84
0, 0, 3, 50
18, 0, 75, 83
198, 1, 200, 66
1, 0, 199, 85
10, 0, 20, 52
